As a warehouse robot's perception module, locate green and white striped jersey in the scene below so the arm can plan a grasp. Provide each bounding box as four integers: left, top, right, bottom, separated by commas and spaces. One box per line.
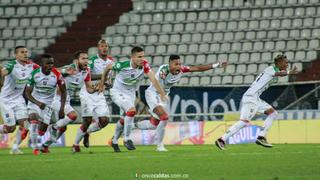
147, 64, 190, 94
112, 59, 151, 91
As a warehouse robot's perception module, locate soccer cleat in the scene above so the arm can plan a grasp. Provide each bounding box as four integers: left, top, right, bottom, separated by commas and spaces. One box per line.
33, 149, 40, 155
40, 145, 50, 153
83, 133, 90, 148
21, 128, 29, 140
256, 136, 273, 148
111, 142, 121, 152
124, 140, 136, 151
215, 138, 226, 150
156, 144, 168, 152
72, 144, 81, 153
10, 148, 24, 155
48, 125, 58, 142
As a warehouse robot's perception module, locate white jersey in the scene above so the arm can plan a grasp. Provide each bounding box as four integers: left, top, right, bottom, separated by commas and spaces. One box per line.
112, 59, 151, 92
79, 54, 113, 97
28, 67, 64, 104
147, 64, 190, 95
60, 63, 91, 100
0, 59, 39, 102
244, 66, 279, 97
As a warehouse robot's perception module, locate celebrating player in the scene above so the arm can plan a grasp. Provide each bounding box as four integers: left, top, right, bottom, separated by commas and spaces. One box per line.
99, 46, 168, 152
24, 54, 66, 155
215, 54, 298, 150
0, 46, 39, 154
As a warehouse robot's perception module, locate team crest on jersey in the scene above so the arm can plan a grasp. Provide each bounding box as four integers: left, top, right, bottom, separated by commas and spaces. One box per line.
43, 81, 47, 85
5, 113, 9, 118
22, 73, 25, 77
131, 73, 135, 78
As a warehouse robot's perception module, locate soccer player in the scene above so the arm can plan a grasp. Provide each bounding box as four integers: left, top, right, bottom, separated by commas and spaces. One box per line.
0, 46, 39, 154
24, 54, 66, 155
114, 55, 227, 151
41, 51, 98, 153
215, 54, 298, 150
98, 46, 168, 151
73, 40, 113, 151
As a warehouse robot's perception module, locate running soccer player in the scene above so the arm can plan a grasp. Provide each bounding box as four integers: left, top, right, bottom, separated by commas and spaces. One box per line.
0, 46, 39, 154
24, 54, 66, 155
73, 40, 113, 151
114, 54, 227, 151
215, 54, 298, 150
41, 51, 98, 153
98, 46, 168, 152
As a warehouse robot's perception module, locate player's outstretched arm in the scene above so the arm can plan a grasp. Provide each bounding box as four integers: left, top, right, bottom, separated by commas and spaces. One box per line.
189, 61, 228, 72
147, 70, 168, 102
274, 66, 299, 77
98, 64, 112, 93
57, 80, 67, 119
24, 84, 45, 110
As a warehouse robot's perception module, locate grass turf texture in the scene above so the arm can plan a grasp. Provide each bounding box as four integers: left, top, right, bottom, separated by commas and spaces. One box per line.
0, 144, 319, 180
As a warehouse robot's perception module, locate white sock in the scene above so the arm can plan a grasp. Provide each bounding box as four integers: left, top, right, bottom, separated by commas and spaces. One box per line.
74, 126, 86, 145
112, 121, 123, 144
123, 115, 134, 141
155, 121, 167, 146
44, 129, 65, 147
12, 128, 23, 149
221, 120, 247, 141
54, 117, 73, 129
258, 111, 277, 137
87, 122, 101, 134
29, 122, 38, 149
136, 120, 157, 130
0, 125, 6, 134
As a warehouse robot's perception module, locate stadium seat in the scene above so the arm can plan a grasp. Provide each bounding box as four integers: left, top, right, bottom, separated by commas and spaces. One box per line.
222, 76, 232, 84
211, 76, 221, 85
233, 75, 243, 84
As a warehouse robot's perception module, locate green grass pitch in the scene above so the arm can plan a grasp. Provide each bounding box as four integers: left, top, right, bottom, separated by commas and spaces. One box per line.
0, 144, 319, 180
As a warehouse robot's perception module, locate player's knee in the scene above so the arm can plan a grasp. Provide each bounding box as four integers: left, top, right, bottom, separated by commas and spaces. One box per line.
265, 108, 277, 116
38, 130, 46, 136
119, 118, 124, 125
126, 110, 136, 117
240, 119, 250, 124
98, 117, 109, 127
6, 125, 16, 133
159, 113, 169, 121
150, 117, 160, 126
67, 112, 77, 121
59, 126, 67, 133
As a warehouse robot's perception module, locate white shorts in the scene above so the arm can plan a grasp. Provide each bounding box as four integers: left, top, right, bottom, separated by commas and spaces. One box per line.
52, 95, 76, 122
110, 88, 135, 113
80, 93, 110, 118
240, 95, 272, 120
27, 102, 54, 125
0, 97, 28, 126
145, 89, 169, 119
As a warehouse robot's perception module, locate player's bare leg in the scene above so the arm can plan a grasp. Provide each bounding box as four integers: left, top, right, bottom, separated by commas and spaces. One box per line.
84, 116, 109, 148
72, 117, 92, 153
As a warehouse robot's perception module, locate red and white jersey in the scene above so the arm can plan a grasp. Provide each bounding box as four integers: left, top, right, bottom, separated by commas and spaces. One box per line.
0, 59, 39, 102
27, 67, 64, 104
147, 64, 190, 94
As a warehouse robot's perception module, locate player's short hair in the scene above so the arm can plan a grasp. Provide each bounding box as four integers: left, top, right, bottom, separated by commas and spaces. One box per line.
14, 46, 26, 54
40, 54, 53, 60
73, 50, 87, 60
97, 39, 108, 46
131, 46, 144, 55
274, 54, 287, 64
169, 55, 180, 62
